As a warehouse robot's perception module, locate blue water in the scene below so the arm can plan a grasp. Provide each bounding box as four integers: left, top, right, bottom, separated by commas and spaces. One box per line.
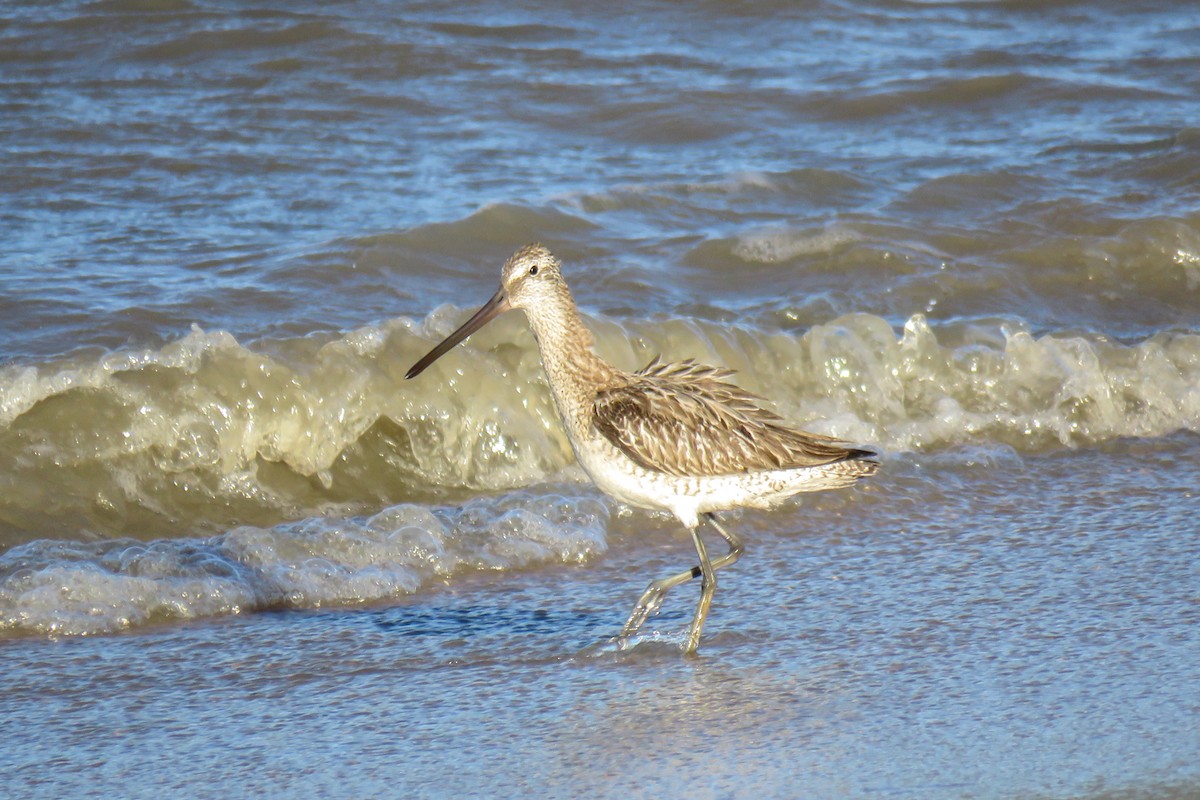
2, 1, 1199, 798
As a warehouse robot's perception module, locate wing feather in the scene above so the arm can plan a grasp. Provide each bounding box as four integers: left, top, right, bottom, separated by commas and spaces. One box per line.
592, 358, 874, 477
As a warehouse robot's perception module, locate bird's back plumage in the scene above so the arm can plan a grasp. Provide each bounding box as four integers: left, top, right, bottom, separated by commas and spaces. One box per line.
592, 357, 875, 478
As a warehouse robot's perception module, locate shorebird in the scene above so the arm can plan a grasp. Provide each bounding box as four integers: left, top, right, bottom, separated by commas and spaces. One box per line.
406, 244, 877, 654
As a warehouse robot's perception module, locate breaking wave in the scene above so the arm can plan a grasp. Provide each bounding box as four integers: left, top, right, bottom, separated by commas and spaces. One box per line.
0, 309, 1197, 547
0, 490, 607, 636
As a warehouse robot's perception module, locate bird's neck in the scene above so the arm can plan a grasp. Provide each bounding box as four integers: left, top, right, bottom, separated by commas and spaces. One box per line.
523, 294, 616, 439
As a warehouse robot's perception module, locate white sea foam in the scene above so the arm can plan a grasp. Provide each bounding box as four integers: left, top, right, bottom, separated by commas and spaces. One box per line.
611, 312, 1200, 451
732, 224, 863, 263
0, 491, 608, 636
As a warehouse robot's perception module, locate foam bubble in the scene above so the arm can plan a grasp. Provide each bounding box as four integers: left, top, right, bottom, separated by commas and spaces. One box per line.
0, 490, 609, 637
595, 311, 1200, 452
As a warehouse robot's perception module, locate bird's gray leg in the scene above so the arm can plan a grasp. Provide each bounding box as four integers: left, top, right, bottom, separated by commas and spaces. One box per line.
619, 512, 745, 646
683, 525, 716, 655
703, 512, 745, 569
620, 564, 698, 640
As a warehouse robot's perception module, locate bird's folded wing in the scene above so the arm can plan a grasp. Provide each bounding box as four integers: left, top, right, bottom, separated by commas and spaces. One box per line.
592, 358, 869, 477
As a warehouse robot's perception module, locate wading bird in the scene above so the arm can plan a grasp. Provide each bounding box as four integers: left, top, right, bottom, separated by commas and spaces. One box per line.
406, 244, 877, 654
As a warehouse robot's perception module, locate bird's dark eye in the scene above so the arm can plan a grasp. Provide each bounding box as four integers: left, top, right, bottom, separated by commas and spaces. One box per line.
529, 265, 539, 276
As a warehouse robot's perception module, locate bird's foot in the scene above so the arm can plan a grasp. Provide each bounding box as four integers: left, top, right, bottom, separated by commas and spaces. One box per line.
620, 591, 666, 641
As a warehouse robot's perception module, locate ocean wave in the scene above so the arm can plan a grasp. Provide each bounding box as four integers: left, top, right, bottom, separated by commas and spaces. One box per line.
799, 72, 1157, 122
0, 309, 1197, 544
0, 490, 608, 637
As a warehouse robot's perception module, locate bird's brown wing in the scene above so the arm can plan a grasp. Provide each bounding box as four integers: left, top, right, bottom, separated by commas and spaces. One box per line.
592, 358, 873, 477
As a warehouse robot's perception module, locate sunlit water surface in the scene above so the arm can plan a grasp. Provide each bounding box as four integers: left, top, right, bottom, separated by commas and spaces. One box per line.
2, 1, 1199, 798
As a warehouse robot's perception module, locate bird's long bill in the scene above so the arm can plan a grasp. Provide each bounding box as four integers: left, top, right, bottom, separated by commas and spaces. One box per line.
405, 287, 511, 379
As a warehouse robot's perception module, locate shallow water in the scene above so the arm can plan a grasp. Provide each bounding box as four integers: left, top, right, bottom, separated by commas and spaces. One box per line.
2, 1, 1199, 798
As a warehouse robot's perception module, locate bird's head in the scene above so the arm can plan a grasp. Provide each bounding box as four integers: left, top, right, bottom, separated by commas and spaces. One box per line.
405, 243, 565, 380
